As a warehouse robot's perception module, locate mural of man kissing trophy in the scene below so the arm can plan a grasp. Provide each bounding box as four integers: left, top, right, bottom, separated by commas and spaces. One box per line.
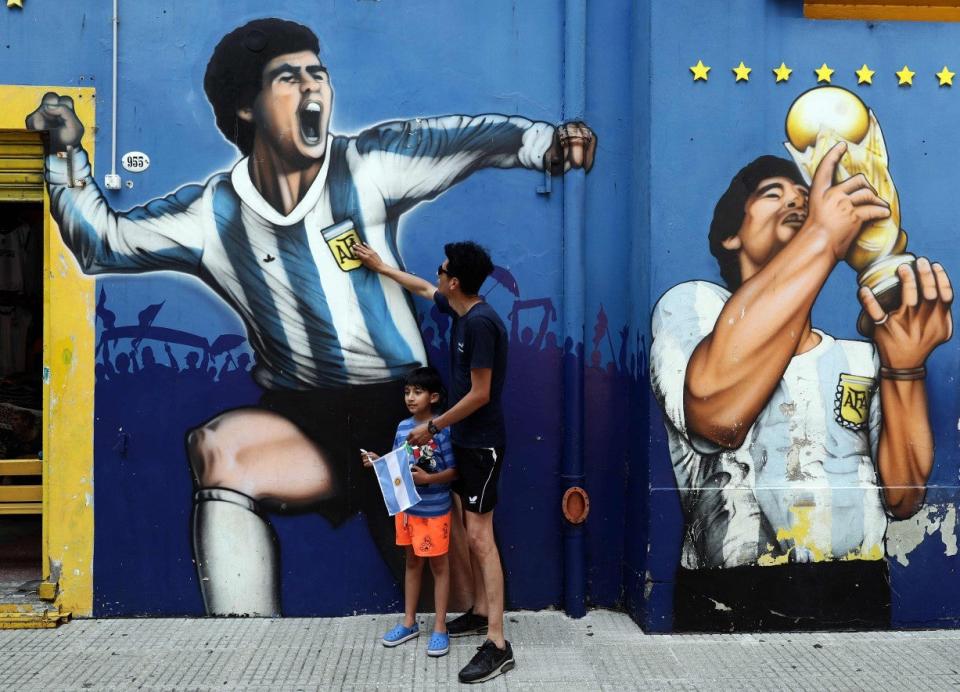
650, 86, 951, 631
26, 18, 596, 616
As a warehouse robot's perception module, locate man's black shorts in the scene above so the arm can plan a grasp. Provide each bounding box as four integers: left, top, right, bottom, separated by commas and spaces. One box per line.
258, 381, 407, 526
452, 445, 504, 514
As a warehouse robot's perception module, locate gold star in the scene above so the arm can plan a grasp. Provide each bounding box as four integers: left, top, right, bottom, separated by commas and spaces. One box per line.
937, 66, 955, 87
896, 65, 916, 86
690, 60, 711, 82
815, 63, 835, 83
732, 61, 752, 82
6, 0, 23, 7
772, 63, 792, 83
855, 64, 875, 85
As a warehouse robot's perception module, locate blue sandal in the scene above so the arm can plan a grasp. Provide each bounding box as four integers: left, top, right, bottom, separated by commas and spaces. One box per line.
382, 622, 419, 647
427, 631, 450, 657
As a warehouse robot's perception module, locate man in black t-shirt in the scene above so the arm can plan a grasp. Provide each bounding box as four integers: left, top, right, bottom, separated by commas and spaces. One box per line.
355, 240, 514, 684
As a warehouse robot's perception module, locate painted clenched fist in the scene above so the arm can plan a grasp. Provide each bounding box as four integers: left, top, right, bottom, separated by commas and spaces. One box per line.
25, 92, 85, 153
546, 121, 596, 174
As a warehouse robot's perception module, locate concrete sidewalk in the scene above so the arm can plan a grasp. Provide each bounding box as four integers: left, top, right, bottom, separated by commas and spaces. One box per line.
1, 609, 959, 690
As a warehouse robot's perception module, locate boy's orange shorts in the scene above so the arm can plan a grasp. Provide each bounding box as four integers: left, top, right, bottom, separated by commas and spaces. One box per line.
395, 511, 451, 557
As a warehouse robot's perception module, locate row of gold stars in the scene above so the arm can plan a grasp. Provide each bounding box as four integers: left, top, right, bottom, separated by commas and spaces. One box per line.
690, 60, 955, 86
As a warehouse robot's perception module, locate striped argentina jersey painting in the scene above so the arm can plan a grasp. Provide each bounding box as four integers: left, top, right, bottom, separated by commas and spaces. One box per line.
45, 115, 556, 389
650, 281, 887, 570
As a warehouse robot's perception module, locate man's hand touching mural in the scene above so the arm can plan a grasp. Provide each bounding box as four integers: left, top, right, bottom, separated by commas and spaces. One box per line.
650, 132, 950, 630
26, 18, 595, 617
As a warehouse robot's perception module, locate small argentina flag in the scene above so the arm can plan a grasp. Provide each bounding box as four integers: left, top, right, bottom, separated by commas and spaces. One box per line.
372, 445, 421, 516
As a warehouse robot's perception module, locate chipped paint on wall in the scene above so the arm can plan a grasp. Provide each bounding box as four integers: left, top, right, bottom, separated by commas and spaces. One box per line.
886, 504, 958, 567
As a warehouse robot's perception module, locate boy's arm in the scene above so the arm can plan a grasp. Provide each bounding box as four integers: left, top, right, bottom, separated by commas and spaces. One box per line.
424, 467, 458, 484
353, 242, 435, 299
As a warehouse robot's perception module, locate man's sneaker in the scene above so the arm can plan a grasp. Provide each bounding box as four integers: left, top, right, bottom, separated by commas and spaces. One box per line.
426, 631, 449, 657
382, 622, 419, 647
446, 608, 488, 637
458, 639, 515, 684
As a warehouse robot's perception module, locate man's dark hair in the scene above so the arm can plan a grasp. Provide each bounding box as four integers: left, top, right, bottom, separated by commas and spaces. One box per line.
404, 366, 445, 406
204, 19, 321, 156
709, 156, 806, 290
444, 241, 494, 295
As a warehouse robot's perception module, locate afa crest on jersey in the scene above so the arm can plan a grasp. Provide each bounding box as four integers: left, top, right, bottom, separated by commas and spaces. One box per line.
834, 373, 875, 430
322, 219, 363, 272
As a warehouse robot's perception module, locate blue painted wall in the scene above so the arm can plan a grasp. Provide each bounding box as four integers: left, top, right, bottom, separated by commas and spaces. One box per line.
3, 1, 638, 616
22, 0, 956, 632
642, 1, 960, 631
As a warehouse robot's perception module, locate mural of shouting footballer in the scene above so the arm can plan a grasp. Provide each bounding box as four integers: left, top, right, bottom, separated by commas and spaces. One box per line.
26, 18, 596, 615
650, 144, 951, 631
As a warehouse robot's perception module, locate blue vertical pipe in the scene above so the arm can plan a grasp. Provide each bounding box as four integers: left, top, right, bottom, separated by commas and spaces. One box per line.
561, 0, 587, 619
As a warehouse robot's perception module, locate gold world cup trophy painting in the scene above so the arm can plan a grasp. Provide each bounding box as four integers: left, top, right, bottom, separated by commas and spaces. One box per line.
784, 86, 913, 336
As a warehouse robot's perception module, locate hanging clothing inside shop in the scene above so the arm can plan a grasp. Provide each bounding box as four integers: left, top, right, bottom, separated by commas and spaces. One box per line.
0, 202, 42, 457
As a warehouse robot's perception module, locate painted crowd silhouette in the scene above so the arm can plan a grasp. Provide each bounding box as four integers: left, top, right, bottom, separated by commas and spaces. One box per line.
95, 268, 646, 396
95, 287, 253, 388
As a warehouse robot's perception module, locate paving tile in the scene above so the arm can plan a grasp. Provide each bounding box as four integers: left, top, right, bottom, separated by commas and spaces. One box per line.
3, 611, 960, 690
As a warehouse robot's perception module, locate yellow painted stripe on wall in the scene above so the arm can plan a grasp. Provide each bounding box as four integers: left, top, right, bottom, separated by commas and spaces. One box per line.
807, 2, 960, 20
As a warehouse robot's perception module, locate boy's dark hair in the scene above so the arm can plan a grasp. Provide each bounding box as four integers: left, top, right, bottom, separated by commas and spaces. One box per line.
444, 241, 494, 295
709, 155, 806, 290
404, 366, 445, 407
204, 19, 321, 156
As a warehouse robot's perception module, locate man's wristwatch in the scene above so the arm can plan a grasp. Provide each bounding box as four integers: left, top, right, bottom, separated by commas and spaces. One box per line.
427, 419, 440, 436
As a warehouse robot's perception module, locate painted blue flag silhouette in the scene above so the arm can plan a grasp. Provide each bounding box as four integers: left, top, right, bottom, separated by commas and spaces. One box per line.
372, 445, 421, 516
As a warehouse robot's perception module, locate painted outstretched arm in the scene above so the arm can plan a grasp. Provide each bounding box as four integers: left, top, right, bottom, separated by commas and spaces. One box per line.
26, 93, 205, 275
860, 259, 952, 518
359, 115, 595, 212
684, 143, 891, 449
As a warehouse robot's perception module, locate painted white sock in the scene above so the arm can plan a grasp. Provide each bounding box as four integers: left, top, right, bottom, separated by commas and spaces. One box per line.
192, 488, 280, 616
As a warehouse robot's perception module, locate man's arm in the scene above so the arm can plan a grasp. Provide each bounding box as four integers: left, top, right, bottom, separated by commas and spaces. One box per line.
407, 368, 492, 446
357, 115, 595, 215
861, 258, 952, 518
353, 242, 435, 299
26, 93, 205, 275
685, 143, 891, 449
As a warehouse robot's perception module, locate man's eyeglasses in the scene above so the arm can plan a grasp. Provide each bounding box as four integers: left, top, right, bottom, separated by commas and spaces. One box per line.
437, 265, 449, 277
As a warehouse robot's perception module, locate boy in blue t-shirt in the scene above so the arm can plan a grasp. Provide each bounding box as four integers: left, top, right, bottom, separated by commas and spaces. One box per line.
361, 366, 456, 657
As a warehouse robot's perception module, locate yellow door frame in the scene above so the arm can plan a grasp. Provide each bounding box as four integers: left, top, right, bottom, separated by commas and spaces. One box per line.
0, 85, 95, 616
